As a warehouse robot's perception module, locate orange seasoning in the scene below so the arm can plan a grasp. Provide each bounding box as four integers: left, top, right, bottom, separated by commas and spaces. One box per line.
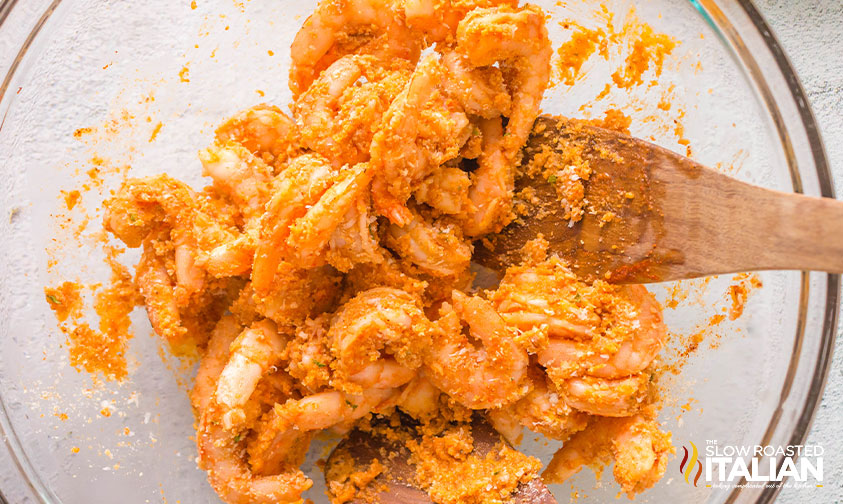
553, 25, 605, 86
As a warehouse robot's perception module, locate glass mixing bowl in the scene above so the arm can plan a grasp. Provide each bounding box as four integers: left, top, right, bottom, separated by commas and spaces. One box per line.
0, 0, 836, 503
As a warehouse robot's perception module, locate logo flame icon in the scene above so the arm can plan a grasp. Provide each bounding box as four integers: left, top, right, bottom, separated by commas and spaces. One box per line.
679, 441, 703, 486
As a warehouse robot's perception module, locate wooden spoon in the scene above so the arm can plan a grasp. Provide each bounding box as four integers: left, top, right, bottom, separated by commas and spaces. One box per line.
324, 416, 556, 504
473, 116, 843, 283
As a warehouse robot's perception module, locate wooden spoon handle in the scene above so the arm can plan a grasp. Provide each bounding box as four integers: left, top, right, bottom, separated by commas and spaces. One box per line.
651, 165, 843, 281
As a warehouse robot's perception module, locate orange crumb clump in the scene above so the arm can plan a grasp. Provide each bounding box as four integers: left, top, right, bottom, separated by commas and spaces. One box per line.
408, 423, 541, 504
45, 248, 142, 381
45, 282, 84, 323
553, 25, 605, 86
728, 273, 762, 320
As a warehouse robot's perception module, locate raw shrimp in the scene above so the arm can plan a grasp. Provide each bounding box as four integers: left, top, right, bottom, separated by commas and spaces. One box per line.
347, 358, 417, 390
537, 287, 665, 380
413, 165, 472, 215
370, 56, 472, 225
294, 55, 412, 168
247, 387, 399, 476
456, 4, 551, 159
105, 175, 248, 282
289, 0, 420, 97
215, 104, 298, 162
492, 258, 602, 340
192, 315, 242, 416
327, 287, 433, 390
135, 249, 188, 348
383, 207, 473, 277
561, 374, 650, 417
287, 163, 374, 268
543, 414, 672, 499
489, 373, 588, 444
325, 190, 385, 272
215, 320, 288, 430
251, 154, 335, 291
396, 373, 441, 420
235, 265, 342, 329
462, 116, 514, 236
194, 323, 306, 504
440, 50, 512, 118
196, 400, 312, 504
199, 142, 273, 224
425, 290, 529, 409
402, 0, 518, 43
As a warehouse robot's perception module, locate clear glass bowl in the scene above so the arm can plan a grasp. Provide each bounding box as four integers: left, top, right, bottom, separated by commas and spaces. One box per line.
0, 0, 836, 503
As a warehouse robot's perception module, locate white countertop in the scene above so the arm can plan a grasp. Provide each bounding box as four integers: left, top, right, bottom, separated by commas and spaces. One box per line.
757, 2, 843, 501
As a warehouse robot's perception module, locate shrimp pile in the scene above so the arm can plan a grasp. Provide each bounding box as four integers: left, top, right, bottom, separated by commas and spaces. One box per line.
101, 0, 671, 502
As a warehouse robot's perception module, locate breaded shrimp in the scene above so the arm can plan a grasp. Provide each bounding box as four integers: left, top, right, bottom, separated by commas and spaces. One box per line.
370, 55, 471, 225
425, 291, 529, 409
215, 320, 288, 430
457, 4, 551, 159
215, 104, 298, 162
561, 374, 650, 417
543, 414, 673, 499
251, 154, 335, 291
289, 0, 420, 97
327, 287, 433, 390
384, 207, 473, 277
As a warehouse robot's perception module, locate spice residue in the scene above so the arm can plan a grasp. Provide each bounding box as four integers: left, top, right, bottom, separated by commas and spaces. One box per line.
408, 423, 541, 504
728, 273, 763, 320
551, 6, 677, 91
45, 247, 142, 381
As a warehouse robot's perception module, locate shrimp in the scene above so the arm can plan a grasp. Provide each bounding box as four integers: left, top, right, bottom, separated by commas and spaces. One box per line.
197, 400, 312, 504
492, 257, 602, 340
105, 175, 248, 283
251, 154, 335, 291
327, 287, 433, 390
440, 51, 512, 119
347, 358, 417, 390
215, 320, 289, 430
537, 287, 665, 380
413, 165, 472, 215
135, 242, 236, 351
287, 163, 375, 269
192, 315, 242, 417
191, 317, 304, 504
199, 142, 273, 224
543, 414, 672, 499
489, 373, 589, 444
215, 104, 298, 163
235, 265, 342, 329
384, 207, 473, 277
325, 189, 386, 272
396, 373, 441, 420
289, 0, 420, 97
294, 55, 412, 168
456, 5, 551, 159
247, 387, 399, 477
462, 116, 514, 236
508, 278, 665, 382
492, 260, 665, 385
561, 374, 650, 417
370, 56, 472, 225
425, 290, 529, 409
135, 249, 188, 348
402, 0, 518, 44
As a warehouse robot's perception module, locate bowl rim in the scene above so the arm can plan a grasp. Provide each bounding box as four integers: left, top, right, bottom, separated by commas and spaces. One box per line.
0, 0, 837, 503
